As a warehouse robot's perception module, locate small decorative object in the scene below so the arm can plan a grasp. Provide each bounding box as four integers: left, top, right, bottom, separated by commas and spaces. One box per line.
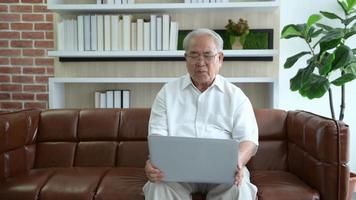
225, 18, 250, 49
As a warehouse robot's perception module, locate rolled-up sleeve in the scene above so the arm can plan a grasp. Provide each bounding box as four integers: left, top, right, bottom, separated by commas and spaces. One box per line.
148, 86, 168, 136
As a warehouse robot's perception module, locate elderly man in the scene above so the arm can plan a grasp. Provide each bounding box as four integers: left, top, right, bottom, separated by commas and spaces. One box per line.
143, 28, 258, 200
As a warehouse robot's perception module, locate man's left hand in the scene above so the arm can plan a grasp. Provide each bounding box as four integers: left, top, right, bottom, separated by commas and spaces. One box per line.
234, 164, 244, 186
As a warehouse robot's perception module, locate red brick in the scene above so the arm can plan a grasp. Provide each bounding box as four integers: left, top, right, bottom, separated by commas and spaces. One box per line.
10, 5, 32, 12
0, 14, 20, 21
0, 40, 8, 47
0, 66, 21, 73
0, 0, 19, 3
36, 93, 47, 101
12, 75, 33, 83
0, 49, 21, 56
23, 67, 46, 74
11, 58, 33, 65
22, 14, 44, 21
35, 58, 53, 66
35, 76, 48, 83
0, 102, 22, 110
22, 31, 44, 39
23, 85, 46, 92
34, 5, 48, 12
0, 93, 10, 100
12, 93, 34, 100
11, 23, 33, 30
0, 84, 21, 92
46, 14, 53, 22
0, 23, 9, 29
45, 31, 53, 39
34, 40, 53, 48
0, 5, 8, 12
0, 31, 20, 39
23, 49, 45, 57
11, 40, 33, 47
24, 102, 47, 109
22, 0, 42, 3
34, 23, 52, 30
46, 66, 54, 74
0, 75, 10, 82
0, 58, 9, 65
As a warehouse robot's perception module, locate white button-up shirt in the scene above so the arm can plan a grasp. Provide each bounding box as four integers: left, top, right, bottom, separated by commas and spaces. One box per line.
149, 74, 258, 146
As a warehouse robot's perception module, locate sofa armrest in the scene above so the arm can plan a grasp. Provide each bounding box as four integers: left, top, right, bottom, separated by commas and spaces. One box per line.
287, 110, 349, 200
0, 109, 40, 180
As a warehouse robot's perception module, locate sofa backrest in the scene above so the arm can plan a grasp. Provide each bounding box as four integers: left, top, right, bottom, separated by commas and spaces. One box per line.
34, 109, 149, 168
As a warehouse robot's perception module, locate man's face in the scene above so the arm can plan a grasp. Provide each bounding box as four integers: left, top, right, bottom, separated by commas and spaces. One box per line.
185, 35, 224, 86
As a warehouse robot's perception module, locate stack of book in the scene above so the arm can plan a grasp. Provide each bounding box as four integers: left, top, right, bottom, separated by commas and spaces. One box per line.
57, 14, 179, 51
94, 89, 130, 108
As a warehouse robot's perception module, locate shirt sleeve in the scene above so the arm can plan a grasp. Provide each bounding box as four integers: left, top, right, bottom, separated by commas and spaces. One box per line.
148, 85, 169, 136
232, 97, 259, 147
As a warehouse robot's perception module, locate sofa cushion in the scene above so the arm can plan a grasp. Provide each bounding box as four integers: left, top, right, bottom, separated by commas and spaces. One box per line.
251, 170, 320, 200
0, 169, 54, 200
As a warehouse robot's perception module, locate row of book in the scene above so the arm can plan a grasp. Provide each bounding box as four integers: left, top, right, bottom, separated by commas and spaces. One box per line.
97, 0, 135, 4
57, 14, 179, 51
94, 90, 130, 108
185, 0, 230, 2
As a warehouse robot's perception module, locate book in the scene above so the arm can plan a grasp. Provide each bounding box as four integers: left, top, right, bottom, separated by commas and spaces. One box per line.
156, 16, 162, 51
90, 15, 97, 51
57, 20, 64, 50
143, 22, 150, 51
150, 15, 156, 51
77, 15, 84, 51
114, 90, 122, 108
84, 15, 91, 51
94, 91, 101, 108
162, 14, 170, 51
100, 92, 106, 108
111, 15, 119, 51
131, 22, 137, 51
122, 90, 130, 108
104, 15, 111, 51
169, 21, 178, 51
97, 15, 104, 51
123, 15, 132, 51
106, 90, 114, 108
136, 19, 144, 51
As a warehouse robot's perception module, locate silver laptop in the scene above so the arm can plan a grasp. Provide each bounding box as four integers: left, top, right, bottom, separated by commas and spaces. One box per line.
148, 135, 239, 184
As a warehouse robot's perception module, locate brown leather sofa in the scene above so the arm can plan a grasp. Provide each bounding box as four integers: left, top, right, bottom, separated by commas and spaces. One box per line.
0, 108, 350, 200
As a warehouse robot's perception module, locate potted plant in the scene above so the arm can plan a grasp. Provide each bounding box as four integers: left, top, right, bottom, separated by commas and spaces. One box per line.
225, 18, 250, 49
281, 0, 356, 121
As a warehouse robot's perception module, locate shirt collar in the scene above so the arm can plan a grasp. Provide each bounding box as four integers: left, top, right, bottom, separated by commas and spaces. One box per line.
181, 74, 225, 93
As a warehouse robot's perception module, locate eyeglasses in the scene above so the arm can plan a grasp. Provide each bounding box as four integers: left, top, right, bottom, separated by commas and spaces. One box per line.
185, 52, 220, 62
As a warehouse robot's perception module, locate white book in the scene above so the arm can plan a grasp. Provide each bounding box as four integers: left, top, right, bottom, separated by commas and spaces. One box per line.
97, 0, 102, 4
77, 16, 84, 51
114, 90, 122, 108
107, 0, 114, 4
115, 0, 122, 4
123, 15, 132, 51
162, 14, 170, 51
127, 0, 134, 4
57, 20, 64, 50
118, 19, 123, 50
143, 22, 150, 51
90, 15, 97, 51
122, 0, 128, 4
131, 22, 137, 51
136, 19, 144, 51
94, 91, 101, 108
100, 92, 106, 108
106, 90, 114, 108
122, 90, 130, 108
156, 16, 162, 51
68, 19, 74, 50
111, 15, 119, 50
150, 15, 156, 51
169, 21, 178, 51
97, 15, 104, 51
203, 0, 209, 3
191, 0, 198, 3
63, 20, 69, 50
83, 16, 91, 51
104, 15, 111, 51
184, 0, 191, 3
72, 19, 78, 51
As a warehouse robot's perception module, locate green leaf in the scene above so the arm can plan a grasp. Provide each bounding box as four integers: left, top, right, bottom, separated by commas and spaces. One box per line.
338, 0, 350, 14
331, 73, 356, 85
320, 38, 342, 52
284, 51, 311, 69
281, 24, 306, 39
319, 53, 335, 75
316, 23, 333, 31
315, 30, 344, 49
353, 48, 356, 54
332, 45, 354, 70
345, 30, 356, 39
345, 15, 356, 25
320, 11, 343, 20
299, 74, 330, 99
290, 64, 315, 91
307, 14, 323, 27
347, 0, 356, 12
310, 29, 323, 38
345, 61, 356, 74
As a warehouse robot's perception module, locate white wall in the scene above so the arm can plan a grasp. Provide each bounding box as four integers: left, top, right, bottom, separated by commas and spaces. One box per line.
279, 0, 356, 172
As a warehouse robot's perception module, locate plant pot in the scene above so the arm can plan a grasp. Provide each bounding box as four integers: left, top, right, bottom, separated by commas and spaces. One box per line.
229, 35, 243, 50
347, 172, 356, 200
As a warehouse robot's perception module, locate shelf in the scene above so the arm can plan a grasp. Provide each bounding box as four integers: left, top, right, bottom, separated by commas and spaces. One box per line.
49, 77, 278, 109
48, 49, 278, 62
47, 2, 279, 13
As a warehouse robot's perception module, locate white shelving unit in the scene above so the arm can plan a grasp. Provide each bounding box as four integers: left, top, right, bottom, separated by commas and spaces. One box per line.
49, 77, 278, 109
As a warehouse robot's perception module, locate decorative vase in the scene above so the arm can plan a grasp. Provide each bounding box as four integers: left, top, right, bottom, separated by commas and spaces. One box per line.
229, 35, 243, 50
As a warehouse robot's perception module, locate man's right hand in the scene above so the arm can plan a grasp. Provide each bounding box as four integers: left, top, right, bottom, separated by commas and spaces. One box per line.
145, 159, 164, 182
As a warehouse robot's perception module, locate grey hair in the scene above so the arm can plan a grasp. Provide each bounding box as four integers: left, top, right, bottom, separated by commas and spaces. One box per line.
183, 28, 224, 52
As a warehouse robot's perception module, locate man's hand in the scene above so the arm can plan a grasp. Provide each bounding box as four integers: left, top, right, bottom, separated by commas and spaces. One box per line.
234, 161, 244, 186
145, 159, 164, 183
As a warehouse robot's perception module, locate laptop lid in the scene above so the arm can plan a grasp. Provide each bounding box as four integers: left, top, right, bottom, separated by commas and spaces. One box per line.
148, 135, 239, 184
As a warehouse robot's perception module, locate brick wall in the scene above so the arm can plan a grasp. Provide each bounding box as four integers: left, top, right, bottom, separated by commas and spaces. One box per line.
0, 0, 54, 112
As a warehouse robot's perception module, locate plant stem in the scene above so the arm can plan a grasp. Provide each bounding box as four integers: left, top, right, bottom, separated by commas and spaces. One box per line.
339, 72, 345, 121
328, 88, 336, 120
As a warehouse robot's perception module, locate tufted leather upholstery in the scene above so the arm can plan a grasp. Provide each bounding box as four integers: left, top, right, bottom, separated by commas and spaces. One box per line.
0, 108, 350, 200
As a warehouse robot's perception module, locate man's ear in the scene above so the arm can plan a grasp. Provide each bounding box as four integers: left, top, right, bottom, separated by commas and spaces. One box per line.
218, 52, 224, 63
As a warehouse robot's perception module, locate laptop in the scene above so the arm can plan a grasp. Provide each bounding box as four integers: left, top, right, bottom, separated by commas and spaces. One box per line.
148, 135, 239, 184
